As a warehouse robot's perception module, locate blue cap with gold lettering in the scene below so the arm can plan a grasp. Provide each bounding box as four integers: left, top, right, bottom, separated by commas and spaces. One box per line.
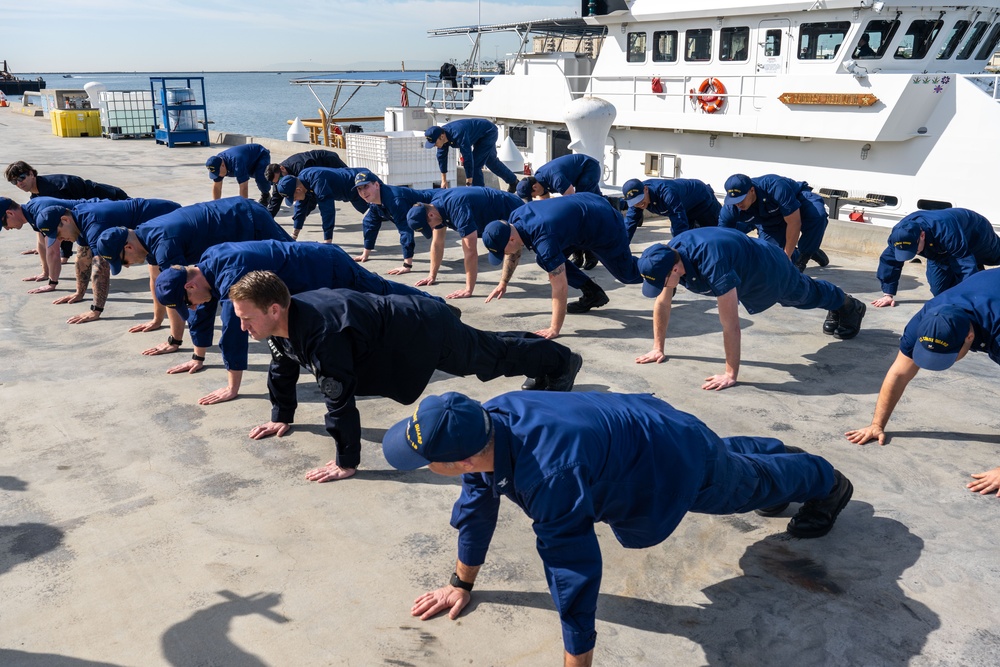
911, 305, 971, 371
382, 392, 493, 470
888, 221, 922, 262
723, 173, 753, 206
205, 156, 224, 181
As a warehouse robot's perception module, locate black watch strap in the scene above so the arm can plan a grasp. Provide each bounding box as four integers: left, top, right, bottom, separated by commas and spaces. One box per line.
450, 572, 474, 591
90, 304, 104, 312
167, 335, 182, 346
191, 353, 205, 362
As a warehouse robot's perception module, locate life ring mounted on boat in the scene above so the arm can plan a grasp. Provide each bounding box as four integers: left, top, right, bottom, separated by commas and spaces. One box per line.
689, 78, 727, 113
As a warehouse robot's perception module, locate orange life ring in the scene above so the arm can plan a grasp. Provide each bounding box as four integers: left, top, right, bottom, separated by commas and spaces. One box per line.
692, 78, 727, 113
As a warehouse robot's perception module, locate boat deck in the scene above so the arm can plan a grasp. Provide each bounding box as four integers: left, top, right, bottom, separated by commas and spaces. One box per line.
1, 108, 998, 666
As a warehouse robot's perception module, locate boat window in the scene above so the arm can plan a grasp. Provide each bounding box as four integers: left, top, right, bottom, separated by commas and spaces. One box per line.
508, 126, 530, 150
798, 22, 851, 60
653, 31, 679, 62
894, 20, 944, 59
937, 21, 970, 59
764, 29, 783, 57
854, 20, 900, 59
720, 27, 750, 61
917, 198, 952, 210
974, 23, 1000, 60
685, 28, 713, 62
818, 188, 849, 198
627, 32, 647, 63
957, 20, 989, 59
867, 194, 899, 207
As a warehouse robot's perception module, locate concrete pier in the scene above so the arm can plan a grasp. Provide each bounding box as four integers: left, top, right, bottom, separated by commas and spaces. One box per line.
1, 108, 997, 666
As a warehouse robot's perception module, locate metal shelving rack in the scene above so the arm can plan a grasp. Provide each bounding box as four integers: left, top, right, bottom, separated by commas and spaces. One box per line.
150, 76, 210, 147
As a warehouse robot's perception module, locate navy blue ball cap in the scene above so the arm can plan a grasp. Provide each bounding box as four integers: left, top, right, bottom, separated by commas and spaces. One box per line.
154, 267, 190, 321
515, 178, 534, 200
622, 178, 645, 206
382, 392, 493, 470
637, 244, 677, 298
424, 125, 444, 148
95, 227, 129, 275
0, 196, 13, 225
407, 204, 433, 238
276, 175, 298, 201
911, 305, 971, 371
352, 169, 380, 190
205, 155, 224, 181
723, 174, 753, 206
481, 220, 511, 265
35, 206, 66, 238
888, 221, 922, 262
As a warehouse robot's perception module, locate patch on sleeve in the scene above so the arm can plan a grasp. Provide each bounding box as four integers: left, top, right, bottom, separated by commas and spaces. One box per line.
318, 376, 343, 400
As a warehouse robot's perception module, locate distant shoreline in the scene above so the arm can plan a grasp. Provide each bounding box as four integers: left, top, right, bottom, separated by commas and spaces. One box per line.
30, 70, 438, 75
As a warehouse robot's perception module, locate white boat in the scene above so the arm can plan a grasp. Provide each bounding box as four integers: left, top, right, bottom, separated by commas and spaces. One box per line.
409, 1, 1000, 228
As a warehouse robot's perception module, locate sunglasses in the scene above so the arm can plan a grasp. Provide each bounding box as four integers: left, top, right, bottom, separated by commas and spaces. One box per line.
9, 173, 29, 185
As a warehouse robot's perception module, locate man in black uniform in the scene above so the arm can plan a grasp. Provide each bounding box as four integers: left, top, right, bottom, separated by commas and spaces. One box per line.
228, 271, 583, 483
263, 149, 348, 218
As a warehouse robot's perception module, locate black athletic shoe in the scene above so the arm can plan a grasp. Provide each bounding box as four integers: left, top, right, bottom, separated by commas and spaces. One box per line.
566, 287, 609, 314
834, 297, 866, 340
823, 310, 840, 335
507, 181, 518, 193
795, 256, 809, 273
582, 250, 599, 271
786, 470, 852, 538
546, 353, 583, 392
754, 446, 806, 516
258, 192, 271, 207
521, 376, 546, 390
446, 303, 462, 320
812, 248, 830, 267
569, 250, 584, 268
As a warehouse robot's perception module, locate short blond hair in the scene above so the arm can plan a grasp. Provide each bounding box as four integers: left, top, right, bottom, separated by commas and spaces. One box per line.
228, 270, 291, 310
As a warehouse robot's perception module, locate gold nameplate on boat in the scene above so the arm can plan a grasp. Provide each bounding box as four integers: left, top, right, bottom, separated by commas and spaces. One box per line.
778, 92, 879, 106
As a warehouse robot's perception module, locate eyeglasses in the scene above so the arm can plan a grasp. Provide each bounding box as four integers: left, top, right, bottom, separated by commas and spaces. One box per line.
8, 173, 28, 185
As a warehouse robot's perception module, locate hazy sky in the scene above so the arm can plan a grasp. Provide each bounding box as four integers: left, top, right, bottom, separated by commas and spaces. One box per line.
8, 0, 580, 72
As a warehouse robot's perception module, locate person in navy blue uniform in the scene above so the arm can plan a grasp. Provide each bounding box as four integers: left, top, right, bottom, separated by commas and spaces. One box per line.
274, 167, 371, 242
352, 171, 431, 275
424, 119, 518, 191
516, 154, 602, 200
382, 391, 854, 666
225, 272, 582, 482
621, 177, 721, 241
5, 159, 128, 280
481, 193, 642, 339
636, 227, 866, 390
517, 154, 604, 270
872, 208, 1000, 308
205, 143, 271, 205
847, 268, 1000, 495
152, 239, 447, 407
719, 173, 830, 272
32, 198, 180, 324
93, 197, 292, 358
264, 149, 347, 217
1, 195, 94, 289
406, 187, 524, 299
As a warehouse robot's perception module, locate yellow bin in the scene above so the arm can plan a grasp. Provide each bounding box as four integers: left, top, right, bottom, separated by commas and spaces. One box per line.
51, 109, 101, 137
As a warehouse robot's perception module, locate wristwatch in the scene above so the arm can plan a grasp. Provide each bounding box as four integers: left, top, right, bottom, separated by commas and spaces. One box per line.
450, 572, 474, 591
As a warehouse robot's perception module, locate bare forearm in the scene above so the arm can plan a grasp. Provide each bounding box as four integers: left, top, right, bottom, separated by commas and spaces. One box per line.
501, 249, 521, 284
91, 256, 110, 309
721, 325, 741, 380
549, 268, 568, 334
565, 650, 594, 667
37, 233, 50, 275
455, 560, 481, 584
651, 291, 672, 352
428, 234, 445, 280
75, 245, 92, 295
227, 369, 244, 392
462, 237, 478, 292
46, 241, 62, 282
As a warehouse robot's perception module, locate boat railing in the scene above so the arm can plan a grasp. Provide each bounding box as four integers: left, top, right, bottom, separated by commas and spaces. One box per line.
423, 72, 500, 110
962, 73, 1000, 99
570, 73, 769, 115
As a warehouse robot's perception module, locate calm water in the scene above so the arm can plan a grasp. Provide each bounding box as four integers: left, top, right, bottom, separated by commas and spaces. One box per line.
15, 71, 433, 139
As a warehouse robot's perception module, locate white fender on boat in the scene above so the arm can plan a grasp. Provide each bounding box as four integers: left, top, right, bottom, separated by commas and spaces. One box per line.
498, 135, 525, 172
287, 117, 310, 143
83, 82, 107, 110
563, 96, 616, 174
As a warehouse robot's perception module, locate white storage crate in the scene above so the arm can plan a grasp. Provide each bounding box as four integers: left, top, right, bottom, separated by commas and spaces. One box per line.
345, 130, 456, 189
99, 90, 156, 139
